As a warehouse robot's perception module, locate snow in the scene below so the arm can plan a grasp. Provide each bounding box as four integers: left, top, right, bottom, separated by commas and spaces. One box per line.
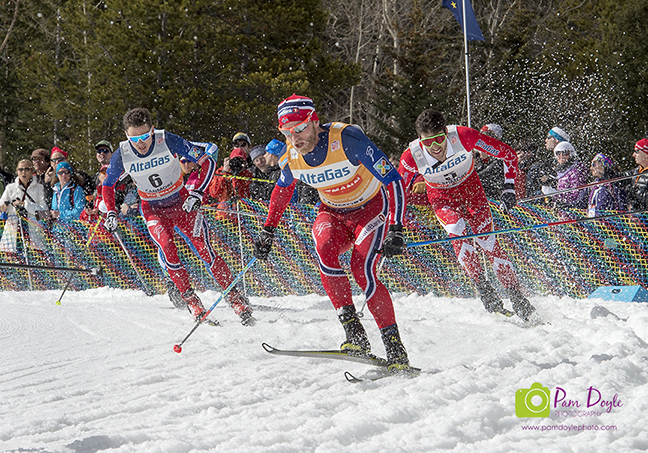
2, 287, 648, 452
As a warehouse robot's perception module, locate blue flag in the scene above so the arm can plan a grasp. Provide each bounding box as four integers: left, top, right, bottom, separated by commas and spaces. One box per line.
442, 0, 485, 41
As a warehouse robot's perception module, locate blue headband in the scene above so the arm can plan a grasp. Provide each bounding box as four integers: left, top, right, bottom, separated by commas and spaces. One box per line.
548, 129, 567, 142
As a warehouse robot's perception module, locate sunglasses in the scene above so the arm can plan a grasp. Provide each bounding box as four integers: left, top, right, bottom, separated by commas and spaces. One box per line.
420, 133, 447, 148
17, 168, 33, 172
57, 170, 70, 176
31, 157, 47, 163
233, 140, 250, 147
51, 157, 66, 163
96, 148, 111, 154
127, 126, 153, 144
279, 111, 314, 137
179, 158, 191, 164
555, 150, 571, 156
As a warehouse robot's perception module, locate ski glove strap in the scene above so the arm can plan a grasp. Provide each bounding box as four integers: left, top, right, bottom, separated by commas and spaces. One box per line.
254, 226, 276, 260
183, 190, 203, 212
382, 224, 405, 258
104, 211, 118, 233
500, 183, 516, 211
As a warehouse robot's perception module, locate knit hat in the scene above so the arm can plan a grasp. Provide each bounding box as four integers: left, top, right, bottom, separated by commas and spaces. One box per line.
249, 145, 265, 161
480, 124, 503, 140
232, 132, 251, 145
635, 139, 648, 154
553, 141, 576, 158
56, 161, 73, 175
31, 148, 50, 161
229, 148, 247, 160
94, 140, 113, 152
548, 127, 570, 142
591, 153, 615, 169
277, 94, 319, 126
51, 146, 68, 159
265, 139, 285, 156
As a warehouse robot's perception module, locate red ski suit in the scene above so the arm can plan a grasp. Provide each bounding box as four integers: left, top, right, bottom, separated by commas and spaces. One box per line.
265, 123, 406, 329
398, 126, 520, 289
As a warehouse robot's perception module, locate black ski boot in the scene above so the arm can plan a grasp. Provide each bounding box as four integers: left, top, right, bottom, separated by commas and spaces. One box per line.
338, 305, 371, 355
380, 324, 410, 372
166, 278, 185, 309
475, 276, 514, 317
228, 288, 256, 326
508, 287, 536, 322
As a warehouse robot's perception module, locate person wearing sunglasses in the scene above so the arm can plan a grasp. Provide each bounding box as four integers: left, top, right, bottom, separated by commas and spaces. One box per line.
102, 107, 254, 326
541, 141, 588, 210
50, 161, 85, 221
252, 94, 413, 373
587, 153, 624, 217
398, 109, 537, 323
617, 139, 648, 211
0, 159, 49, 254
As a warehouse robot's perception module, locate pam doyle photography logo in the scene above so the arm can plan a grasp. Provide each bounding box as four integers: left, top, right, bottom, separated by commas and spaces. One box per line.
515, 383, 623, 418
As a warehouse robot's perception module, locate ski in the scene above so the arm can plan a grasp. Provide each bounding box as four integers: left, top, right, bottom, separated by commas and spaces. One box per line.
262, 342, 391, 367
345, 366, 422, 383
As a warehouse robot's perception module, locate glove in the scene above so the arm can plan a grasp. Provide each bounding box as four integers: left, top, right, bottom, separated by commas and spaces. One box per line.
182, 190, 203, 212
499, 184, 516, 212
254, 226, 276, 259
104, 211, 118, 233
382, 225, 405, 258
412, 181, 426, 194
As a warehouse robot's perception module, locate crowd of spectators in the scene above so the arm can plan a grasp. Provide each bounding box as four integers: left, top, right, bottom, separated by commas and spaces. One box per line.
2, 123, 647, 252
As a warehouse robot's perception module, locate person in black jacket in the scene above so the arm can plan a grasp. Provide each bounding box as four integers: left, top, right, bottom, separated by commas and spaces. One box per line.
621, 139, 648, 210
248, 145, 281, 202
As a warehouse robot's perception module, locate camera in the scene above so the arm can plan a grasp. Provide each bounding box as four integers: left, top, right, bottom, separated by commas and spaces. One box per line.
515, 382, 550, 418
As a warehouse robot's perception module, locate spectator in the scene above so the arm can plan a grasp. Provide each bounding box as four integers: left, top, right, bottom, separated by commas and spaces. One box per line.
45, 146, 94, 200
249, 145, 281, 202
538, 127, 571, 189
542, 142, 588, 209
232, 132, 253, 167
265, 138, 284, 167
513, 139, 538, 199
92, 140, 131, 212
31, 148, 54, 206
51, 161, 85, 221
620, 139, 648, 210
474, 124, 505, 200
81, 165, 108, 222
0, 159, 49, 254
120, 184, 141, 218
208, 147, 252, 203
588, 153, 623, 217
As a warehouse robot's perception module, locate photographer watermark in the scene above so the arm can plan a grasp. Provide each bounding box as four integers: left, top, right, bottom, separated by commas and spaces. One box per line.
515, 382, 622, 419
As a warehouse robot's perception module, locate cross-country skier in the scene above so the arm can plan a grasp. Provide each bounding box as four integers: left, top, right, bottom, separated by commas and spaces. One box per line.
252, 94, 411, 371
398, 109, 536, 321
102, 107, 255, 326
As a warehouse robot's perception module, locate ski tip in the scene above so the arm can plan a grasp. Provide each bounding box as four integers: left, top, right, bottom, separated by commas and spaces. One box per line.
344, 371, 363, 383
261, 342, 276, 353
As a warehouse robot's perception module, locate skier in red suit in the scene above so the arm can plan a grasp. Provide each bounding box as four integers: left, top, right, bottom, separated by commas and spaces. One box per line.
398, 109, 536, 321
253, 94, 412, 371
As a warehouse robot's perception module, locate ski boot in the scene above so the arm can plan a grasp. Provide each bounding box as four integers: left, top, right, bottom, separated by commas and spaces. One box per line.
475, 276, 514, 317
508, 287, 536, 322
166, 278, 185, 309
380, 324, 413, 374
228, 288, 256, 326
182, 289, 219, 326
338, 305, 371, 356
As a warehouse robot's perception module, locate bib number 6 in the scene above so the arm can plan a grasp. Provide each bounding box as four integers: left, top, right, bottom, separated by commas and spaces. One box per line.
149, 173, 163, 188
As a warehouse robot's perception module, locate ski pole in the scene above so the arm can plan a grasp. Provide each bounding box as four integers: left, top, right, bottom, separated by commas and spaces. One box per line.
55, 272, 75, 306
174, 256, 257, 353
113, 231, 155, 296
0, 261, 102, 274
518, 174, 635, 203
405, 208, 648, 249
86, 217, 103, 246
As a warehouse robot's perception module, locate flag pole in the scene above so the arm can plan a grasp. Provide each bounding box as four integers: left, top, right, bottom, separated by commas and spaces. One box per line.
462, 0, 471, 128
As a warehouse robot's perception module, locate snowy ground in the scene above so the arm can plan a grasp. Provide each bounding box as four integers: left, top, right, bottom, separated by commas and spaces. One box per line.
2, 287, 648, 452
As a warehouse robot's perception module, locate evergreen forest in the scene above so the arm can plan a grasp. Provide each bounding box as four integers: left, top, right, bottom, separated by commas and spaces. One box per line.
1, 0, 646, 174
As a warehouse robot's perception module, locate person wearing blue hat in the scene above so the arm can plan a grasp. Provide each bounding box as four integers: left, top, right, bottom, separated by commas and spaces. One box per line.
51, 161, 85, 220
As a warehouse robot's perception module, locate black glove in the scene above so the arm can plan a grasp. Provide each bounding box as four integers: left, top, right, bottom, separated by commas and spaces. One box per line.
382, 225, 405, 258
254, 226, 275, 260
182, 190, 203, 212
104, 211, 118, 233
499, 183, 516, 212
